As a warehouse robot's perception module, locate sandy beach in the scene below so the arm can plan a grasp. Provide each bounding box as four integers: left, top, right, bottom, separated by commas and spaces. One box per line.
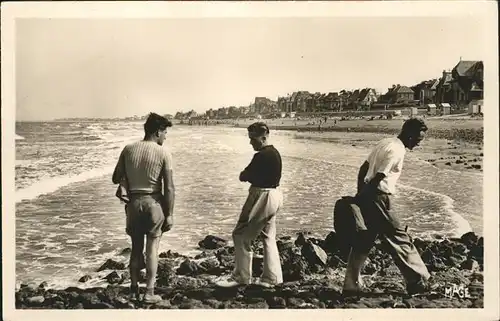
181, 117, 484, 174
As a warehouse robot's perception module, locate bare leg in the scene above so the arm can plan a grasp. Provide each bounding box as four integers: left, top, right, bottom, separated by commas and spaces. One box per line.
130, 234, 145, 289
145, 234, 161, 295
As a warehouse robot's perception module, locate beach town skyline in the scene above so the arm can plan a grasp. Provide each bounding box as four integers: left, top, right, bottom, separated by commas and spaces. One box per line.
15, 17, 488, 121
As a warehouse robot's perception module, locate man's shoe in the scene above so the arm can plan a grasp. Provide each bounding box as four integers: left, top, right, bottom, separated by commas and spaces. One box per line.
143, 294, 162, 304
215, 276, 248, 288
406, 277, 438, 296
254, 279, 280, 288
342, 281, 369, 298
129, 286, 140, 301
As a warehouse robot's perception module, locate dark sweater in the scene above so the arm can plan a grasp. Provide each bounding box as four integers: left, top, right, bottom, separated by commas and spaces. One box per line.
240, 145, 282, 188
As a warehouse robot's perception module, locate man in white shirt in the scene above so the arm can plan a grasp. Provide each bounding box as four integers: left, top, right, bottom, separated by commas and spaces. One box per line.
343, 118, 432, 296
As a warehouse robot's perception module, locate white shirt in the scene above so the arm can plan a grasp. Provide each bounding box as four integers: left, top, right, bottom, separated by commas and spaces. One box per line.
364, 137, 406, 194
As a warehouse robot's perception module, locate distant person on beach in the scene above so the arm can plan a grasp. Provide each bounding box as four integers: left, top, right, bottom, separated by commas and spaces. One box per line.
343, 118, 432, 296
216, 122, 284, 288
112, 113, 175, 303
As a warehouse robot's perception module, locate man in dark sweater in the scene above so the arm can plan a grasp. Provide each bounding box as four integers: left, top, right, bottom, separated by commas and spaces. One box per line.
216, 122, 284, 288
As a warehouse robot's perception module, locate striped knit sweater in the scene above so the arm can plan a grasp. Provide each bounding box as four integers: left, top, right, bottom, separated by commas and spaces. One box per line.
116, 141, 173, 194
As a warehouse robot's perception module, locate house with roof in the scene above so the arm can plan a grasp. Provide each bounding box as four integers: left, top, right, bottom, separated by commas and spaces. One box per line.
345, 89, 361, 110
323, 92, 340, 111
356, 88, 378, 110
451, 60, 483, 106
338, 90, 352, 111
277, 97, 287, 113
295, 91, 310, 112
435, 70, 455, 104
379, 85, 414, 105
254, 97, 276, 114
411, 79, 439, 105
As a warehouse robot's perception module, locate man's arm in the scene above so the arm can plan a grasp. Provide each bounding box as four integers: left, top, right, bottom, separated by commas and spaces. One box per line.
112, 149, 126, 184
357, 160, 370, 194
161, 152, 175, 217
239, 153, 259, 183
360, 149, 400, 195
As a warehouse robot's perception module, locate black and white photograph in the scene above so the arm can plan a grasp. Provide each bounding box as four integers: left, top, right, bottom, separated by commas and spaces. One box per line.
2, 2, 499, 321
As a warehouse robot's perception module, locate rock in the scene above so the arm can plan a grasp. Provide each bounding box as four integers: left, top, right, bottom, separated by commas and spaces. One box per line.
203, 299, 222, 309
156, 259, 176, 286
97, 259, 125, 272
277, 239, 294, 252
248, 301, 269, 309
38, 281, 48, 289
216, 254, 234, 271
295, 232, 308, 247
179, 299, 205, 309
155, 299, 172, 309
362, 260, 378, 275
159, 250, 185, 259
460, 232, 479, 248
198, 257, 221, 275
194, 251, 212, 259
119, 248, 132, 256
452, 242, 468, 255
26, 296, 45, 305
112, 296, 130, 308
92, 302, 114, 309
461, 258, 480, 271
79, 275, 92, 283
327, 255, 346, 268
104, 271, 122, 284
445, 162, 451, 166
456, 159, 464, 164
53, 301, 66, 309
177, 259, 201, 276
139, 270, 147, 283
198, 235, 228, 250
301, 241, 328, 266
280, 248, 309, 282
168, 276, 209, 289
252, 255, 264, 277
267, 296, 286, 308
472, 164, 481, 169
287, 297, 306, 308
447, 254, 467, 268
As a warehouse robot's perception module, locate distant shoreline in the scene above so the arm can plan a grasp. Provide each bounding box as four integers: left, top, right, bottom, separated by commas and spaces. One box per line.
177, 118, 484, 174
177, 118, 484, 144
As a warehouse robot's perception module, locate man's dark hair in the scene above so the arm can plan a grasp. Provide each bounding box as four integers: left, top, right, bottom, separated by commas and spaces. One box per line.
401, 118, 428, 136
144, 113, 173, 136
247, 122, 270, 136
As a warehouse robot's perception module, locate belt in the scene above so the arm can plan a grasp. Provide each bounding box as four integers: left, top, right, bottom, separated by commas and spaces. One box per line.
129, 191, 162, 197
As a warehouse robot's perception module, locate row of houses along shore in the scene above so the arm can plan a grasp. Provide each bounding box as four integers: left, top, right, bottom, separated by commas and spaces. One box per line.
175, 59, 484, 120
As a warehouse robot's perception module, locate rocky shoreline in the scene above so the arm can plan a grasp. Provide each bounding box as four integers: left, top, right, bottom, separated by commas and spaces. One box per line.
16, 231, 484, 309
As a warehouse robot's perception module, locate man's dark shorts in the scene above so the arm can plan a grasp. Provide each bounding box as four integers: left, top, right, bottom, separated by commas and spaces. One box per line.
125, 194, 165, 238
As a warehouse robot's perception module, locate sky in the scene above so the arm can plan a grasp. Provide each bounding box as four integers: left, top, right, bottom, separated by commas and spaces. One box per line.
15, 17, 488, 121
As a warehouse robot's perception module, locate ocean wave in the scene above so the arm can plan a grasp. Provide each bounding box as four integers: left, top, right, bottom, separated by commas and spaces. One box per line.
398, 183, 472, 237
15, 165, 116, 203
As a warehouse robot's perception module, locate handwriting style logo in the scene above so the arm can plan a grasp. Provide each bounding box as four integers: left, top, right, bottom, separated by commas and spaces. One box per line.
444, 283, 471, 299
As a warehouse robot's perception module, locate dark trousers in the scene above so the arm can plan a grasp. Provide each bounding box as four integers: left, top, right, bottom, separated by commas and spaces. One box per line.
354, 192, 430, 284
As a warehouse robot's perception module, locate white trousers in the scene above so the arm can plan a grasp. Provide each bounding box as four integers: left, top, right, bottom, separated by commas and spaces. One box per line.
232, 186, 284, 284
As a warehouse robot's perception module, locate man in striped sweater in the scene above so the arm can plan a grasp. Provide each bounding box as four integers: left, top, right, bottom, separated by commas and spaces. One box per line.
112, 113, 175, 304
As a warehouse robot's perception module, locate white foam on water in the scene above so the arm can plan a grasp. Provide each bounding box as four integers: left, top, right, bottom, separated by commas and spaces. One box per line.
15, 164, 116, 203
398, 183, 473, 237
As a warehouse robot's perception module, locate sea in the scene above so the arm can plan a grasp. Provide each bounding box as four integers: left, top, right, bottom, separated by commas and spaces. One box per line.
14, 120, 483, 289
